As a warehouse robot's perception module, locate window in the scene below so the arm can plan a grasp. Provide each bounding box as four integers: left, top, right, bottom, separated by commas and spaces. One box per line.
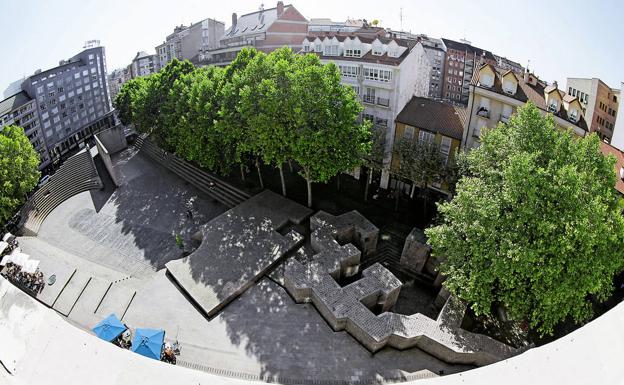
363, 113, 375, 122
364, 68, 392, 82
344, 49, 362, 58
418, 130, 434, 144
372, 45, 383, 55
403, 126, 415, 140
375, 118, 388, 127
440, 137, 452, 163
324, 45, 339, 56
303, 44, 310, 52
339, 65, 359, 78
363, 87, 376, 104
315, 43, 321, 52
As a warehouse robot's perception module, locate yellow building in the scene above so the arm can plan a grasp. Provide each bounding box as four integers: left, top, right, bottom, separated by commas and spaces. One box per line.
390, 96, 466, 195
463, 64, 589, 149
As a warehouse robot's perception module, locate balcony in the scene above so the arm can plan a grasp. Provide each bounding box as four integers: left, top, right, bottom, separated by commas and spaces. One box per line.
376, 97, 390, 107
363, 95, 375, 104
476, 106, 490, 119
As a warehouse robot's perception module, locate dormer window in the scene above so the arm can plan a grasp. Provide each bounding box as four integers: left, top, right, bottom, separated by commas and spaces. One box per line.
324, 45, 339, 56
502, 78, 517, 95
315, 43, 321, 52
478, 72, 494, 88
372, 44, 383, 56
388, 49, 398, 58
548, 100, 559, 113
569, 108, 579, 122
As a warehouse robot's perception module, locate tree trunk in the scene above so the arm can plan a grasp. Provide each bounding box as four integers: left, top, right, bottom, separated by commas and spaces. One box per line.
410, 183, 416, 199
305, 168, 313, 208
256, 158, 264, 189
288, 159, 293, 173
364, 168, 372, 202
336, 173, 341, 191
394, 187, 400, 212
240, 163, 246, 182
278, 164, 287, 196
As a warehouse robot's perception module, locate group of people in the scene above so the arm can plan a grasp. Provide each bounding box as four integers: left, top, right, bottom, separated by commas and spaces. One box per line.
2, 262, 45, 294
0, 234, 46, 295
161, 342, 180, 365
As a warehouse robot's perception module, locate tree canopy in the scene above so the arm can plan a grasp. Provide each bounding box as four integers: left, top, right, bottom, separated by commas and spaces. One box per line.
115, 48, 371, 207
0, 125, 40, 223
425, 103, 624, 335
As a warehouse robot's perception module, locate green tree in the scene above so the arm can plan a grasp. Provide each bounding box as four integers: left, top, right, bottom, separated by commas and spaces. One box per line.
394, 136, 448, 199
290, 56, 371, 207
114, 77, 145, 126
425, 103, 624, 335
362, 126, 385, 202
0, 125, 40, 223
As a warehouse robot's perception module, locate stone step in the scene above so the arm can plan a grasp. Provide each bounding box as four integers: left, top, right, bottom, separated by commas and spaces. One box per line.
67, 277, 113, 327
52, 270, 92, 316
94, 283, 136, 321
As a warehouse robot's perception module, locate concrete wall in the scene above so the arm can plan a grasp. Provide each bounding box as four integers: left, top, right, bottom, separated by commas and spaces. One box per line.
94, 134, 119, 187
96, 125, 127, 154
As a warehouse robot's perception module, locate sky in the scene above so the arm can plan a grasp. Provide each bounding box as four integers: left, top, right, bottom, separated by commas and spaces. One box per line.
0, 0, 622, 96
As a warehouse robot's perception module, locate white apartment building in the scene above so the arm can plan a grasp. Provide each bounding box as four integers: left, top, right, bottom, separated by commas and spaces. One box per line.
302, 33, 429, 188
130, 51, 158, 78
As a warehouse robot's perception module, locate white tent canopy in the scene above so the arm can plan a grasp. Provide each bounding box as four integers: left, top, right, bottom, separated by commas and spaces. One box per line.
21, 259, 40, 274
0, 241, 8, 255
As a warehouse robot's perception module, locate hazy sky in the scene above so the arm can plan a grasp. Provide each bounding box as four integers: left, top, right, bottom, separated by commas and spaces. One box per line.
0, 0, 622, 96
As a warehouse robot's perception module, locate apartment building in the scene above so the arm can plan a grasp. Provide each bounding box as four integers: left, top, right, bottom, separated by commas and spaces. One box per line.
566, 77, 619, 141
202, 1, 308, 66
462, 64, 588, 149
0, 46, 115, 169
107, 66, 132, 102
130, 51, 158, 78
308, 18, 364, 33
391, 97, 466, 195
493, 55, 524, 74
301, 32, 426, 188
610, 83, 624, 151
0, 92, 50, 168
441, 38, 497, 105
156, 18, 225, 67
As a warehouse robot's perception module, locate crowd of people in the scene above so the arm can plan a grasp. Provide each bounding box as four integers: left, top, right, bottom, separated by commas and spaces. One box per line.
0, 233, 46, 295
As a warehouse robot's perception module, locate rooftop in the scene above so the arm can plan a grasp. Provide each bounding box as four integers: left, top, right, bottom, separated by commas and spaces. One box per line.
0, 91, 32, 118
441, 38, 496, 61
395, 97, 467, 140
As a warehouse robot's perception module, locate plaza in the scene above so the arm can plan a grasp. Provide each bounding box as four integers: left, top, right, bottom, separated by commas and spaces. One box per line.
10, 143, 483, 383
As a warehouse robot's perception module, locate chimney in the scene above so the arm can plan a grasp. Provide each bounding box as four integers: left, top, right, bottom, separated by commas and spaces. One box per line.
232, 13, 237, 28
523, 69, 529, 83
277, 1, 284, 17
553, 80, 558, 89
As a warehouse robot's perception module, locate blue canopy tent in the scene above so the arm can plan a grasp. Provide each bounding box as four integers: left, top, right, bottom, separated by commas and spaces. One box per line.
132, 328, 165, 360
92, 314, 127, 342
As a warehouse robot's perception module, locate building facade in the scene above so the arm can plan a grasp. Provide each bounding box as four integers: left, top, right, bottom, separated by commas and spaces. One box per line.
462, 65, 588, 150
202, 1, 308, 66
308, 18, 364, 33
441, 38, 497, 105
493, 55, 524, 74
566, 77, 619, 142
130, 51, 158, 78
107, 66, 132, 103
610, 83, 624, 151
391, 96, 465, 195
301, 32, 425, 188
0, 92, 50, 167
0, 46, 115, 170
419, 36, 446, 99
156, 18, 225, 67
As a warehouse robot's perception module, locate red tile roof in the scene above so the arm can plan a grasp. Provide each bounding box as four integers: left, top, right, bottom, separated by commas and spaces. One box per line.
395, 97, 467, 140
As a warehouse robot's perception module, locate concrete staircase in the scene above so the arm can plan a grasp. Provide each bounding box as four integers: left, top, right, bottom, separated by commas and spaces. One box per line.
20, 149, 103, 236
134, 135, 250, 208
43, 268, 137, 327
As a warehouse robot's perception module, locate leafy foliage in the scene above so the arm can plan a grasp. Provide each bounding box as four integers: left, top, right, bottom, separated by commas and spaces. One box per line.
115, 47, 372, 206
425, 103, 624, 335
0, 125, 40, 223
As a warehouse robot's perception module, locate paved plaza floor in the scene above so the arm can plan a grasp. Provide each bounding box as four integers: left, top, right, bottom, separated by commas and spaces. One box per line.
20, 146, 473, 382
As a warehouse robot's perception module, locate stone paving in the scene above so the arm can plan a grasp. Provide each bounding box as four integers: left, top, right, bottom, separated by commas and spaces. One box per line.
18, 146, 482, 382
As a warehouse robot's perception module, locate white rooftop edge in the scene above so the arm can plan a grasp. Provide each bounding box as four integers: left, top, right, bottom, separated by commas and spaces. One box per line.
1, 275, 623, 384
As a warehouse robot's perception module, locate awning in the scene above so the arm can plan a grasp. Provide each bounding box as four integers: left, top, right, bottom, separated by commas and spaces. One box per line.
0, 241, 8, 255
92, 314, 127, 342
132, 328, 165, 360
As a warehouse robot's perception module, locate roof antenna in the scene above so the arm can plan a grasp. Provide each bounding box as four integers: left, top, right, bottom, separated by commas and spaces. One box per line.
527, 59, 531, 73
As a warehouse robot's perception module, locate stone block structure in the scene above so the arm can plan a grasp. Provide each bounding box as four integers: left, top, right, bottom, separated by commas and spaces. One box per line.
400, 227, 431, 273
284, 211, 517, 366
